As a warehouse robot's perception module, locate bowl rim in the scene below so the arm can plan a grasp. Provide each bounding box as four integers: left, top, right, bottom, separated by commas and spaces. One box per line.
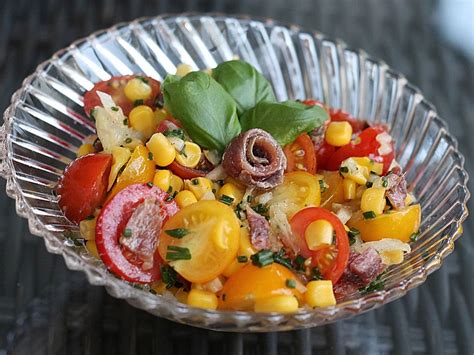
0, 12, 470, 331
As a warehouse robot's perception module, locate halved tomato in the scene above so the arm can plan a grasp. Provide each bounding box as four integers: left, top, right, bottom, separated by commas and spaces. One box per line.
57, 153, 112, 223
284, 133, 316, 174
83, 75, 161, 117
158, 200, 240, 283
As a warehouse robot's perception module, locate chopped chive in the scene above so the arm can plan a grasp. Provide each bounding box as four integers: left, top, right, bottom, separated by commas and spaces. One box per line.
219, 194, 234, 206
273, 249, 293, 270
250, 249, 274, 267
246, 195, 253, 203
311, 267, 323, 280
366, 181, 373, 188
111, 106, 119, 112
215, 179, 225, 186
339, 166, 349, 174
167, 186, 173, 194
134, 99, 144, 106
125, 137, 132, 144
237, 255, 248, 263
179, 147, 188, 158
166, 246, 191, 261
147, 182, 154, 188
165, 191, 177, 202
318, 180, 327, 193
160, 264, 182, 289
136, 76, 149, 84
410, 231, 420, 243
123, 118, 128, 126
155, 93, 164, 108
252, 204, 268, 215
359, 274, 385, 294
163, 129, 185, 140
122, 228, 132, 238
148, 152, 154, 160
285, 279, 296, 289
191, 178, 199, 185
363, 211, 377, 219
294, 255, 306, 266
347, 228, 360, 245
165, 228, 189, 239
382, 178, 388, 188
85, 215, 95, 221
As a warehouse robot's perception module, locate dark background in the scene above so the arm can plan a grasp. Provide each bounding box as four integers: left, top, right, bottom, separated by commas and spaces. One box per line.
0, 0, 473, 354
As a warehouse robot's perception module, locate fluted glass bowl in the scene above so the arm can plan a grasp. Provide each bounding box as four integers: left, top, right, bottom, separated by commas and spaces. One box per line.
0, 14, 469, 332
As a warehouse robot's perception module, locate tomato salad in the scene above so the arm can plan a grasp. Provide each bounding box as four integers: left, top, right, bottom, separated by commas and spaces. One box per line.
58, 60, 421, 313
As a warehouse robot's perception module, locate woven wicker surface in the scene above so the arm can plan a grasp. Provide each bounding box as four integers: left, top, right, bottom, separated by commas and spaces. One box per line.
0, 0, 472, 354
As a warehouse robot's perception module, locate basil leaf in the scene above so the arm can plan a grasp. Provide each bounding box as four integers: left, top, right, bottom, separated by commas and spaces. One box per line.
162, 72, 241, 152
212, 60, 276, 115
240, 100, 329, 146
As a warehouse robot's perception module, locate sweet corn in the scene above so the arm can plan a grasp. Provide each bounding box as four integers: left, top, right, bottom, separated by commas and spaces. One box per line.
174, 288, 189, 304
340, 158, 369, 185
325, 121, 353, 147
124, 77, 152, 102
305, 219, 334, 250
217, 183, 244, 206
146, 133, 176, 166
175, 190, 198, 208
361, 187, 386, 215
185, 177, 213, 200
79, 217, 97, 240
305, 280, 336, 307
77, 143, 95, 157
187, 289, 218, 310
176, 63, 194, 77
151, 281, 167, 295
108, 146, 132, 190
153, 170, 172, 192
86, 240, 100, 259
254, 295, 299, 313
170, 174, 184, 193
175, 142, 202, 168
342, 178, 357, 200
129, 105, 156, 139
352, 157, 383, 176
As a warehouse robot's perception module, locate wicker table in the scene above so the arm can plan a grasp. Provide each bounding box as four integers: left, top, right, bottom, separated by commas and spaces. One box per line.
1, 0, 473, 354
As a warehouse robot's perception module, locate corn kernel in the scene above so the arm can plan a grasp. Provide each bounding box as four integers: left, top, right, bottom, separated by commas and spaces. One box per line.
151, 281, 167, 295
174, 288, 189, 304
153, 170, 172, 192
352, 157, 383, 176
176, 63, 194, 77
372, 162, 384, 175
254, 295, 299, 313
361, 187, 386, 215
305, 280, 336, 307
124, 77, 152, 102
108, 146, 132, 190
175, 142, 202, 168
325, 121, 353, 147
304, 219, 334, 250
79, 217, 97, 240
77, 143, 95, 157
146, 133, 176, 166
217, 183, 244, 206
340, 158, 368, 185
342, 178, 357, 200
185, 177, 213, 200
175, 190, 198, 208
187, 289, 218, 310
129, 105, 156, 139
86, 240, 100, 259
170, 174, 184, 193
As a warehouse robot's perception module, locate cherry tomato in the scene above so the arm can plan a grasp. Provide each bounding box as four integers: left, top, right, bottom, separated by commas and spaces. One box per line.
284, 133, 317, 174
168, 161, 208, 179
301, 99, 327, 110
95, 183, 179, 283
83, 75, 161, 117
155, 117, 182, 133
328, 108, 367, 133
290, 207, 350, 284
58, 153, 112, 224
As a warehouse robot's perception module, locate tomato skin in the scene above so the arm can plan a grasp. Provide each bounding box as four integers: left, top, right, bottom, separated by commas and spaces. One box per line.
290, 207, 350, 284
168, 161, 208, 179
284, 133, 317, 174
83, 75, 161, 117
324, 126, 394, 174
58, 153, 112, 224
95, 183, 178, 283
328, 109, 367, 133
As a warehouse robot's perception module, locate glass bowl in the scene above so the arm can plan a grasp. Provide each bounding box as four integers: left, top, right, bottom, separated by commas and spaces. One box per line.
0, 14, 469, 332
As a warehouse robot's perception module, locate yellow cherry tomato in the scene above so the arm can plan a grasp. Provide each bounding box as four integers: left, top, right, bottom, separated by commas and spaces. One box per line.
347, 204, 421, 242
269, 171, 321, 218
108, 145, 155, 200
320, 171, 345, 208
218, 263, 303, 311
158, 200, 240, 283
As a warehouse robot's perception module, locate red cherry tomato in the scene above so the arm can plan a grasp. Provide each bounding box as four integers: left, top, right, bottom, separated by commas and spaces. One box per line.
325, 126, 394, 174
314, 142, 336, 170
58, 153, 112, 224
290, 207, 350, 284
95, 184, 179, 283
284, 133, 317, 174
83, 75, 161, 117
155, 117, 182, 133
328, 108, 367, 133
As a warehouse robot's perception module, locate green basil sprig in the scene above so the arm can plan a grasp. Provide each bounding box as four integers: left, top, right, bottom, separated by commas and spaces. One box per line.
162, 72, 241, 152
212, 60, 276, 115
240, 100, 329, 146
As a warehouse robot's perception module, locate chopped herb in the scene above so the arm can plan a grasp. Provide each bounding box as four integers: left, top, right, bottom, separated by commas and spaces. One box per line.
147, 182, 154, 188
363, 211, 377, 219
166, 246, 192, 261
165, 191, 177, 202
251, 249, 274, 267
215, 179, 225, 186
160, 265, 182, 289
382, 178, 388, 188
85, 215, 95, 220
311, 267, 323, 280
165, 228, 189, 239
179, 146, 188, 158
319, 180, 327, 193
273, 248, 293, 269
134, 99, 144, 106
89, 108, 96, 122
293, 254, 306, 271
221, 293, 227, 301
252, 203, 268, 215
125, 137, 132, 144
366, 181, 373, 188
118, 164, 126, 175
111, 106, 119, 112
123, 118, 128, 126
347, 228, 360, 245
155, 93, 164, 108
64, 230, 85, 246
286, 279, 296, 289
360, 274, 385, 294
163, 129, 185, 140
246, 195, 253, 203
410, 231, 420, 243
167, 186, 173, 194
219, 194, 234, 206
191, 178, 199, 185
136, 76, 149, 84
148, 152, 154, 160
339, 166, 349, 174
237, 255, 248, 263
122, 228, 132, 238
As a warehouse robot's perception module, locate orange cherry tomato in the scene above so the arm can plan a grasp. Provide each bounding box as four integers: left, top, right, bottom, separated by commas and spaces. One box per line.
284, 133, 317, 174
